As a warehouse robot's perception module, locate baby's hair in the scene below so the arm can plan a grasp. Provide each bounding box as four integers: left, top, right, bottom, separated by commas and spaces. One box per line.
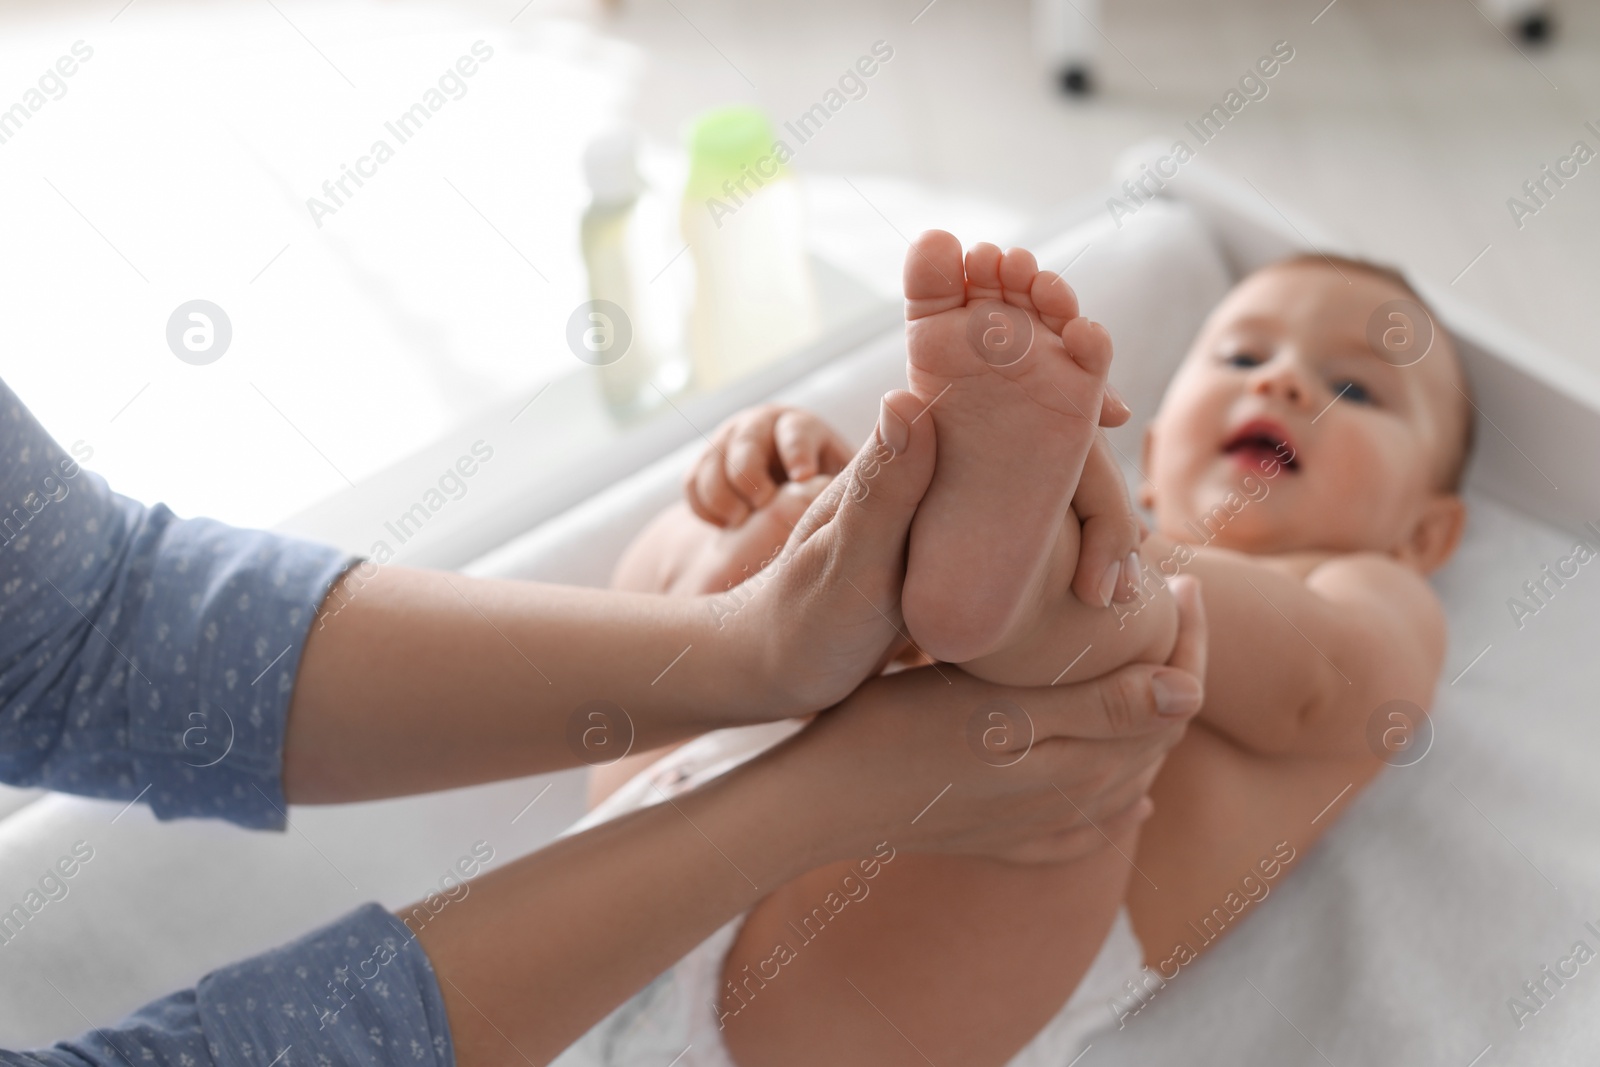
1270, 253, 1476, 493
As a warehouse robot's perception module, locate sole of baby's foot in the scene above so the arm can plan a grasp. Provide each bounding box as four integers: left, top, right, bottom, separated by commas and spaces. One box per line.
899, 230, 1112, 663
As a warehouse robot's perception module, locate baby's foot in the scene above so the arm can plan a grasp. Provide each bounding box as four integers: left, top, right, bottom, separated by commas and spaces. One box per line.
900, 230, 1112, 663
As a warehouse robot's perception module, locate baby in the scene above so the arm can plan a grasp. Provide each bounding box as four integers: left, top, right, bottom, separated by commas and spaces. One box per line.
581, 232, 1473, 1066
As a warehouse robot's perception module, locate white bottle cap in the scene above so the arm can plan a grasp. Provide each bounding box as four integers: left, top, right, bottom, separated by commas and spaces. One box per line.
584, 127, 644, 206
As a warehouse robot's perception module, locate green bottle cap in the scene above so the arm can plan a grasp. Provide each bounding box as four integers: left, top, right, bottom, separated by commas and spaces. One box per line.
685, 105, 785, 201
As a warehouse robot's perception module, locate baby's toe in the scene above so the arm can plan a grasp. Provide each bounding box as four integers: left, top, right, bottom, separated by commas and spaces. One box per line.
999, 247, 1040, 311
1030, 270, 1081, 333
904, 230, 967, 317
964, 242, 1004, 300
1061, 316, 1113, 378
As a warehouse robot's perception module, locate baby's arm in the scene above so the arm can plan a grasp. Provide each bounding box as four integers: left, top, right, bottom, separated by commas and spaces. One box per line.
1142, 537, 1446, 755
965, 526, 1445, 757
1117, 544, 1444, 959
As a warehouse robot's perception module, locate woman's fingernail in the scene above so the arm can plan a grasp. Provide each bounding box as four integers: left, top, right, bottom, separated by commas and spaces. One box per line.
1105, 383, 1129, 416
1124, 551, 1144, 595
1097, 561, 1121, 607
877, 395, 910, 455
1152, 669, 1203, 716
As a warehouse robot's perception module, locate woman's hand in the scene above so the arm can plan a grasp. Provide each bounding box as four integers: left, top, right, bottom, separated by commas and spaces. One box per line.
762, 575, 1208, 866
419, 578, 1204, 1066
285, 382, 1149, 800
724, 384, 1144, 718
1068, 397, 1151, 609
713, 390, 938, 717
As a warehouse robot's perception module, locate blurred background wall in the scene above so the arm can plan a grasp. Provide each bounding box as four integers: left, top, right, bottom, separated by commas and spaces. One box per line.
0, 0, 1592, 532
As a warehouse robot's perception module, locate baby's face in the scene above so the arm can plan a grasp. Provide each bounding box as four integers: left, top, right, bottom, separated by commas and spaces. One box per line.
1144, 262, 1466, 560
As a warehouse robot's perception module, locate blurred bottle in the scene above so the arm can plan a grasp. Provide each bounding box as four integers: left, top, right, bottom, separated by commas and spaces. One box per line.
681, 106, 818, 391
579, 127, 690, 419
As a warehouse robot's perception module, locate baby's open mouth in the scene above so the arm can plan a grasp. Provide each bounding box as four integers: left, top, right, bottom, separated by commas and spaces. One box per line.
1222, 419, 1300, 473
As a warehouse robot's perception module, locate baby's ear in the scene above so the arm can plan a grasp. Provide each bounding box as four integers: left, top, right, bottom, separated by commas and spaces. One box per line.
1404, 493, 1467, 573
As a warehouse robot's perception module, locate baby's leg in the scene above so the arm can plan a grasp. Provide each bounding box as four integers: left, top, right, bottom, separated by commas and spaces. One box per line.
898, 230, 1177, 684
591, 482, 824, 805
720, 241, 1169, 1067
723, 826, 1140, 1067
610, 480, 827, 600
900, 231, 1113, 665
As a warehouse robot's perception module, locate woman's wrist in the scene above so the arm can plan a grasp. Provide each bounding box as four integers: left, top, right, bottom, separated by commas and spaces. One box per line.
415, 754, 832, 1064
668, 590, 806, 726
680, 738, 869, 886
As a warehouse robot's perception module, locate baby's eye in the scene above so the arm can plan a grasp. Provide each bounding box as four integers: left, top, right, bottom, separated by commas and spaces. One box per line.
1222, 351, 1263, 369
1332, 380, 1375, 405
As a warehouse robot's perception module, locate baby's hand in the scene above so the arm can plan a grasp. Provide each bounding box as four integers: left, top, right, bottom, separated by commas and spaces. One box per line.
684, 404, 852, 527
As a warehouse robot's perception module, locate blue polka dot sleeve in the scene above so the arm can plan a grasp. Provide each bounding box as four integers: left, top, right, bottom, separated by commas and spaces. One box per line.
0, 377, 358, 828
0, 386, 459, 1066
1, 903, 456, 1067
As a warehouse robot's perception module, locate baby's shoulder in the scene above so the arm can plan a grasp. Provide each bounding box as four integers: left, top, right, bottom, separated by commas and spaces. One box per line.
1304, 550, 1448, 657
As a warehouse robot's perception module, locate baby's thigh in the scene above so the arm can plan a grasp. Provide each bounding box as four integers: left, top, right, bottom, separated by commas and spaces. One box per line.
721, 831, 1141, 1067
610, 501, 728, 594
613, 490, 816, 598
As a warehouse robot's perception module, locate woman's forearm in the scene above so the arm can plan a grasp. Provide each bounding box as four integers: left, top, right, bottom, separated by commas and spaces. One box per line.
412, 633, 1209, 1067
411, 742, 845, 1066
282, 567, 774, 803
280, 394, 947, 806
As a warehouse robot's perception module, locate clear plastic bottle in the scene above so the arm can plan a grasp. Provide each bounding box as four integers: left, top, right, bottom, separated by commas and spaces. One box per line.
681, 106, 819, 391
579, 127, 690, 419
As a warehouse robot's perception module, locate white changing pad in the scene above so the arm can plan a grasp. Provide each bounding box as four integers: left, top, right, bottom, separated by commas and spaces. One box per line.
1090, 495, 1600, 1065
3, 172, 1598, 1067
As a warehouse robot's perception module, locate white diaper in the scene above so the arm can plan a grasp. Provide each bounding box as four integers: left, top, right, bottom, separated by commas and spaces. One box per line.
552, 722, 1150, 1066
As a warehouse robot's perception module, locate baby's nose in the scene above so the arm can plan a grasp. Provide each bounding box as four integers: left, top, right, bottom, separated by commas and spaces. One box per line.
1249, 365, 1307, 406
